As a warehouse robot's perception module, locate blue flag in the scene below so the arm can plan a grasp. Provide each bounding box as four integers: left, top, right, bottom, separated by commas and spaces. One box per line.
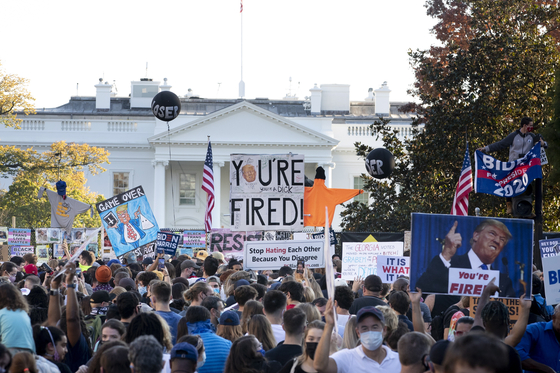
474, 143, 542, 197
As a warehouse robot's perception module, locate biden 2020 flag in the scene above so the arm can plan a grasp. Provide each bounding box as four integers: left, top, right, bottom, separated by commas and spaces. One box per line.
475, 143, 542, 198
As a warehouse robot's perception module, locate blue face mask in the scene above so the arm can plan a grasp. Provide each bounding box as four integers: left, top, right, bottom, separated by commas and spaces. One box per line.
138, 285, 147, 295
213, 288, 220, 294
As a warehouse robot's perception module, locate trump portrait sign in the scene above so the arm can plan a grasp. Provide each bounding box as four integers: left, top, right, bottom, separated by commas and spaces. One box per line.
410, 213, 533, 299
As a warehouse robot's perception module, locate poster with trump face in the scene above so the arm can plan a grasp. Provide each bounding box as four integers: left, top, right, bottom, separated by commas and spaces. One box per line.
410, 213, 533, 299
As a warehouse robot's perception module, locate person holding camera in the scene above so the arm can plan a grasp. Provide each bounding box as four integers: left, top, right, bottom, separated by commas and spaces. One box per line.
477, 117, 547, 214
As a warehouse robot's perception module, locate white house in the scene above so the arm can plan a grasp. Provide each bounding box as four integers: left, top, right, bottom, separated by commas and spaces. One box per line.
1, 79, 415, 230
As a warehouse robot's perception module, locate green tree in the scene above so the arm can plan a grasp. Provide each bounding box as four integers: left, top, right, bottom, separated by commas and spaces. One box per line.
0, 61, 36, 128
341, 0, 560, 232
0, 141, 110, 228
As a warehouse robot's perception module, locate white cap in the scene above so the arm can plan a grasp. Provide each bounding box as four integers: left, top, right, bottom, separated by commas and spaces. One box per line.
334, 278, 348, 287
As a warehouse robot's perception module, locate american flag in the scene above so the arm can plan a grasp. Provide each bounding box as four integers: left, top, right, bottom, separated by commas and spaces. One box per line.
451, 144, 473, 216
240, 0, 243, 13
202, 141, 215, 232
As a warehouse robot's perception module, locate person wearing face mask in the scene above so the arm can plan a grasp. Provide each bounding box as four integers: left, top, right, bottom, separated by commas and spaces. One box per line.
169, 342, 198, 373
279, 320, 327, 373
33, 325, 71, 373
176, 335, 206, 372
314, 300, 401, 373
1, 262, 18, 283
201, 296, 224, 329
206, 276, 221, 296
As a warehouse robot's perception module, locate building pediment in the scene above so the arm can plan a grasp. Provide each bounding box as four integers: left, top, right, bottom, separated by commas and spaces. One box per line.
148, 101, 338, 148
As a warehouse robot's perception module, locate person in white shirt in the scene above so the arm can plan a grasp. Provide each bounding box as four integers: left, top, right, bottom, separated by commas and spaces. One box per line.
314, 300, 401, 373
263, 290, 287, 343
334, 285, 354, 337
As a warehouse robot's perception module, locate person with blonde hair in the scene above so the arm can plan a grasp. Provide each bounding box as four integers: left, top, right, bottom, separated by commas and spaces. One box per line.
240, 300, 264, 334
296, 303, 321, 323
279, 320, 326, 373
375, 305, 399, 340
183, 282, 213, 307
303, 287, 316, 303
217, 311, 243, 343
341, 315, 358, 349
247, 315, 277, 351
9, 352, 37, 373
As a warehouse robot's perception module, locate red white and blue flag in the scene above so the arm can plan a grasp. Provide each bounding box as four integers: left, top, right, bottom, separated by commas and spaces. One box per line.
451, 144, 473, 216
202, 141, 215, 232
240, 0, 243, 13
475, 143, 542, 198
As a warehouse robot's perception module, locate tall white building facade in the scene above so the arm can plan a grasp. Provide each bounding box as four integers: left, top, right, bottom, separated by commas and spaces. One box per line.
1, 79, 415, 230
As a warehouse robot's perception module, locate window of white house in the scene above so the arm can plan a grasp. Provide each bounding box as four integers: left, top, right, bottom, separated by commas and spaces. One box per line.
353, 176, 369, 204
180, 173, 197, 205
113, 172, 129, 196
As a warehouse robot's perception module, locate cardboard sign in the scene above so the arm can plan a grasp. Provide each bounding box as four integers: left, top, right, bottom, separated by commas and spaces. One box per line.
469, 297, 520, 328
156, 232, 180, 256
183, 231, 206, 248
209, 229, 262, 260
8, 229, 31, 245
229, 153, 305, 231
117, 241, 156, 262
410, 213, 533, 299
96, 186, 159, 257
36, 228, 49, 244
72, 228, 85, 243
10, 246, 34, 256
47, 228, 61, 243
377, 256, 410, 283
53, 244, 65, 259
244, 239, 325, 270
539, 238, 560, 259
36, 245, 49, 262
0, 245, 9, 262
341, 242, 404, 280
542, 253, 560, 305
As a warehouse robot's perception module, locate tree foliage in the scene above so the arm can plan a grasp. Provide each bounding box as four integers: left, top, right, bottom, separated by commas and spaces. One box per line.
0, 61, 36, 128
0, 141, 110, 228
341, 0, 560, 232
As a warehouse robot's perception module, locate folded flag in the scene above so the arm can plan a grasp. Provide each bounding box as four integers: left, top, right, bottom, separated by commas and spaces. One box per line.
475, 143, 542, 198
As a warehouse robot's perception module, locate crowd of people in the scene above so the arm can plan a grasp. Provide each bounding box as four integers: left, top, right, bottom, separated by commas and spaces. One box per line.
0, 249, 557, 373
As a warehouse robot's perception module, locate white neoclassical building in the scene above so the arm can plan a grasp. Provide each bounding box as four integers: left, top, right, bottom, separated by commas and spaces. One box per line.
1, 79, 415, 230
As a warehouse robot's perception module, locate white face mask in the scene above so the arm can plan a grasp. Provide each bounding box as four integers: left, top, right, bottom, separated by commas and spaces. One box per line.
197, 351, 206, 369
138, 285, 147, 295
360, 331, 383, 351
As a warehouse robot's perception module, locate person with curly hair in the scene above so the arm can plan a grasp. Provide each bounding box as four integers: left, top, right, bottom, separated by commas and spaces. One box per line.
0, 283, 35, 355
224, 335, 281, 373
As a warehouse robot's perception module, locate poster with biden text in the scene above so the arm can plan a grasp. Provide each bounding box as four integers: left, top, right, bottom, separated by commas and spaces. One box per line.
96, 186, 159, 257
410, 213, 532, 299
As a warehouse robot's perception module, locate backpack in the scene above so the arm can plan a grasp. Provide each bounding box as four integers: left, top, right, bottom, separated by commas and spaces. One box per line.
84, 314, 103, 345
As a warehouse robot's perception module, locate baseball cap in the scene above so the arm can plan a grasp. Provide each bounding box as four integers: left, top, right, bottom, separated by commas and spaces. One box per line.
334, 278, 348, 287
119, 277, 136, 291
196, 250, 209, 260
170, 342, 198, 363
212, 252, 225, 262
207, 275, 221, 285
142, 257, 154, 265
268, 282, 282, 291
24, 264, 38, 276
429, 340, 451, 365
364, 275, 383, 292
234, 279, 250, 289
356, 306, 385, 324
56, 180, 67, 196
90, 290, 111, 304
219, 310, 240, 326
180, 260, 200, 271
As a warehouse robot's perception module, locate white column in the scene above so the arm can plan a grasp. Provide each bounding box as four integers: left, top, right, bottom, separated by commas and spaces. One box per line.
211, 162, 224, 229
319, 162, 336, 188
152, 160, 168, 228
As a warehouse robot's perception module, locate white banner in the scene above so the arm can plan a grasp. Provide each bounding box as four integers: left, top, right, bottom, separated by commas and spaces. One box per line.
448, 268, 500, 297
341, 242, 404, 280
543, 254, 560, 305
229, 154, 305, 231
244, 239, 324, 270
376, 255, 410, 283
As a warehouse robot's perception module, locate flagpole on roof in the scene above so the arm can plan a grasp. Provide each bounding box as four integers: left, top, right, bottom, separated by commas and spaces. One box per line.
239, 0, 245, 98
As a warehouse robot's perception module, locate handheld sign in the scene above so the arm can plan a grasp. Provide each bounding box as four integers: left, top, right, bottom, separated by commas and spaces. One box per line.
244, 239, 324, 270
156, 231, 180, 256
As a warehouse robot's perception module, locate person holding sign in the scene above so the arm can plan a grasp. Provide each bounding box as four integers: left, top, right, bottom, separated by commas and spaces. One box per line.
416, 219, 515, 297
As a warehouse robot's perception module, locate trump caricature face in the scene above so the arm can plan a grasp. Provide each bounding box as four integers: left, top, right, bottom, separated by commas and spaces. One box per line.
242, 164, 257, 183
471, 225, 508, 265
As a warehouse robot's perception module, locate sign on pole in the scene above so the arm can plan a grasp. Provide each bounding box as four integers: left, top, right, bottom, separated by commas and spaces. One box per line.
156, 231, 181, 256
377, 256, 410, 283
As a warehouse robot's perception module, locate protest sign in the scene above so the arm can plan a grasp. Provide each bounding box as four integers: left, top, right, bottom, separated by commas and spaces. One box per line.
10, 246, 34, 256
244, 239, 324, 270
312, 228, 338, 246
209, 229, 262, 260
177, 247, 194, 257
117, 241, 156, 262
540, 238, 560, 259
0, 245, 9, 262
475, 143, 542, 198
8, 229, 31, 245
36, 245, 49, 262
72, 229, 85, 242
341, 242, 403, 280
229, 153, 305, 231
542, 253, 560, 305
48, 228, 61, 243
36, 228, 49, 244
377, 256, 410, 283
156, 231, 180, 256
96, 186, 159, 257
183, 231, 205, 248
410, 213, 533, 299
53, 244, 64, 259
0, 228, 7, 243
469, 297, 520, 328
